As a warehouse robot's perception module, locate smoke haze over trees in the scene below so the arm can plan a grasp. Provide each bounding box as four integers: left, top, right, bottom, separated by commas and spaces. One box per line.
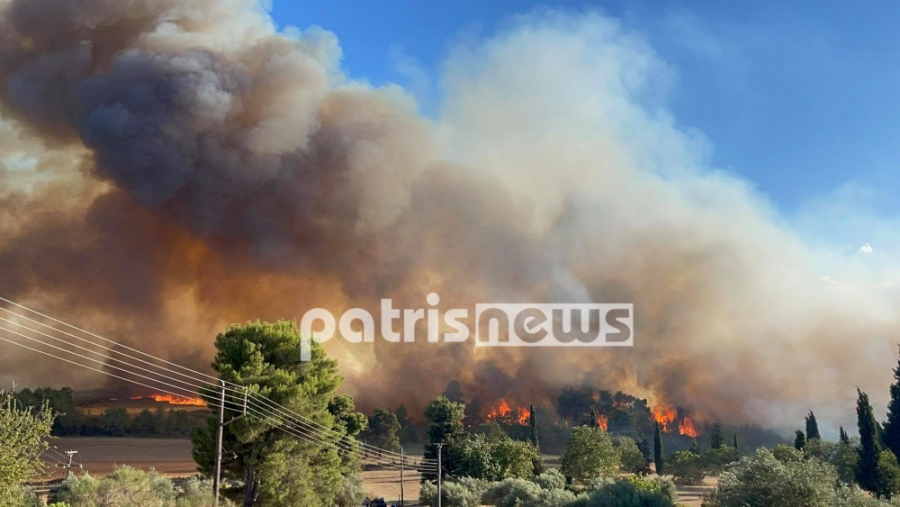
0, 0, 899, 432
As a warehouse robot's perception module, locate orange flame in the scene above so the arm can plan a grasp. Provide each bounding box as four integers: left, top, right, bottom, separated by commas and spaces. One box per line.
597, 415, 609, 431
516, 406, 531, 425
652, 405, 676, 432
147, 393, 206, 406
486, 399, 530, 426
679, 416, 700, 437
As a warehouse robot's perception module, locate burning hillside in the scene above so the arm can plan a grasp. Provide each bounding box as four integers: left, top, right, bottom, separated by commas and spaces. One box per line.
134, 394, 207, 407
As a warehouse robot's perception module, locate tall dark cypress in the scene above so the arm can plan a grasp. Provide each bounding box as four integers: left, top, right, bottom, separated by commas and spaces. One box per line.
654, 422, 665, 475
529, 404, 540, 451
857, 388, 882, 493
589, 408, 598, 428
794, 430, 806, 450
733, 433, 739, 451
840, 426, 850, 445
710, 423, 724, 449
805, 411, 821, 441
883, 347, 900, 458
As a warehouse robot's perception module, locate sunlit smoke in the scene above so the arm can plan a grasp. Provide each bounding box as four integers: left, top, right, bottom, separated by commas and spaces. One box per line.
0, 0, 897, 432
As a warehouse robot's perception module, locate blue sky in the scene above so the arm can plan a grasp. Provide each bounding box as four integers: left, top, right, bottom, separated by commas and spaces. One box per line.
270, 0, 900, 218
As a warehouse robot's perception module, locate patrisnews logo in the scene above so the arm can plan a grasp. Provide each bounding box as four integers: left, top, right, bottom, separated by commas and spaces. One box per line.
298, 296, 633, 361
474, 303, 633, 347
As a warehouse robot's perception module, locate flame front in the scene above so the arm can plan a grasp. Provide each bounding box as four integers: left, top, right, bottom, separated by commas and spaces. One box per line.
517, 406, 530, 425
147, 393, 207, 406
679, 416, 700, 437
652, 405, 676, 432
598, 415, 609, 431
486, 399, 530, 426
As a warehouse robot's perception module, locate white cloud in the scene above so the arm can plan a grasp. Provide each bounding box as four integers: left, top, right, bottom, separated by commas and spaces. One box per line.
859, 243, 874, 254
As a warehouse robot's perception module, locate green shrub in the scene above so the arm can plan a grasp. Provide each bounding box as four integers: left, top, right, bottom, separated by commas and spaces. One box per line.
583, 476, 676, 507
482, 478, 534, 505
669, 450, 705, 485
419, 477, 487, 507
534, 469, 566, 490
703, 446, 740, 476
713, 448, 849, 507
55, 467, 235, 507
561, 426, 620, 481
333, 474, 366, 507
614, 436, 650, 475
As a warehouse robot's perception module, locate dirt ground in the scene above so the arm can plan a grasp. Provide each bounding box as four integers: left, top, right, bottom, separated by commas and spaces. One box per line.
42, 437, 197, 480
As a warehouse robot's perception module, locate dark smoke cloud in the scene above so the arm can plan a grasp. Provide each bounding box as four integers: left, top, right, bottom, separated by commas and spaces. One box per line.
0, 0, 895, 431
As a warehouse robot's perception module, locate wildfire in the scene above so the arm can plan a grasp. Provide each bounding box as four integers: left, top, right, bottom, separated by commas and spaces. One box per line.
597, 415, 608, 431
653, 404, 700, 436
679, 416, 700, 437
486, 399, 530, 425
652, 405, 676, 432
516, 406, 531, 425
144, 393, 206, 406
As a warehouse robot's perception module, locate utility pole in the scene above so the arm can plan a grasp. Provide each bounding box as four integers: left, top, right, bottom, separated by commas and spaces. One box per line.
399, 446, 404, 507
436, 443, 443, 507
213, 380, 226, 507
58, 450, 80, 478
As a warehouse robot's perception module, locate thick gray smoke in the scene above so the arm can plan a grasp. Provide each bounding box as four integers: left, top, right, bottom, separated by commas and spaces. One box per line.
0, 0, 895, 431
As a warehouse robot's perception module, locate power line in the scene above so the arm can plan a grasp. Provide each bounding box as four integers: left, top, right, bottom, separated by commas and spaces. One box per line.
0, 302, 436, 471
0, 328, 429, 471
0, 303, 436, 466
0, 296, 224, 385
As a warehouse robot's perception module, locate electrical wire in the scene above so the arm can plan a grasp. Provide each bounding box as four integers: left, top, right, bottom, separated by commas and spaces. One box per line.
0, 313, 435, 471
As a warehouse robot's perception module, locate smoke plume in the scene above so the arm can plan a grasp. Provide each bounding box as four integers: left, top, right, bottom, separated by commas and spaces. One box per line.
0, 0, 895, 430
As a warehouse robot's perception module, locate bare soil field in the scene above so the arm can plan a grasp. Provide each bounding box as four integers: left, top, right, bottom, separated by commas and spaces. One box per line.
43, 437, 197, 480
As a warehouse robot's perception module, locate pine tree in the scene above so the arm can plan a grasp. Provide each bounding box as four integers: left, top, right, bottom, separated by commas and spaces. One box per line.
710, 423, 724, 449
883, 347, 900, 458
840, 426, 850, 445
794, 429, 806, 450
857, 388, 883, 493
529, 404, 540, 451
805, 411, 821, 441
654, 423, 665, 475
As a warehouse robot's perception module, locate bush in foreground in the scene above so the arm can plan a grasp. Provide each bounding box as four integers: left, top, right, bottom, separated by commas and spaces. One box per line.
53, 466, 233, 507
705, 448, 900, 507
420, 473, 675, 507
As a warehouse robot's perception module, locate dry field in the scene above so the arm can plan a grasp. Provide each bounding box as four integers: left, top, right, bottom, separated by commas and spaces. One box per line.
43, 437, 197, 480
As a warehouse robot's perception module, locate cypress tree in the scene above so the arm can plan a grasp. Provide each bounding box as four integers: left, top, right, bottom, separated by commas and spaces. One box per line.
654, 422, 665, 475
883, 347, 900, 458
794, 430, 806, 450
589, 408, 598, 428
857, 388, 882, 493
529, 404, 540, 451
733, 433, 739, 451
710, 423, 724, 449
805, 411, 821, 441
840, 426, 850, 445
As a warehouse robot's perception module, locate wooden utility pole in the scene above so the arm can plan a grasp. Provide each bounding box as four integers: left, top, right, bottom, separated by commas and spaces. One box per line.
436, 443, 443, 507
58, 450, 80, 478
399, 446, 404, 507
213, 380, 226, 507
